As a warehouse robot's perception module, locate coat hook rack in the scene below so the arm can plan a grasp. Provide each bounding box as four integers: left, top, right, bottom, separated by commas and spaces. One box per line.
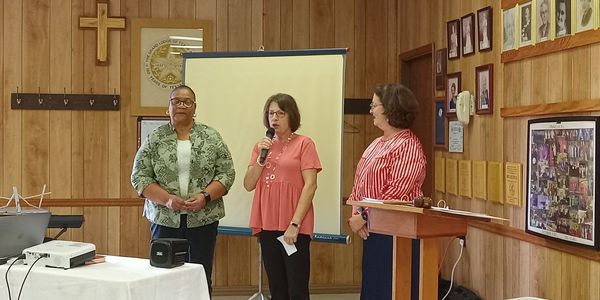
11, 87, 120, 111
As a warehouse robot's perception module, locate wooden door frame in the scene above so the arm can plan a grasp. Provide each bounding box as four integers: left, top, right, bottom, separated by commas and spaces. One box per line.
399, 43, 435, 197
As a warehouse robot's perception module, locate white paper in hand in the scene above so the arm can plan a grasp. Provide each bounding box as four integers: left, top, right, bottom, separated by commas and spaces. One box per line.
276, 235, 297, 256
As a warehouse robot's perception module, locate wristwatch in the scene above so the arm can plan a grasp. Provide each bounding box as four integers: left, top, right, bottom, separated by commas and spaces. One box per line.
201, 191, 211, 202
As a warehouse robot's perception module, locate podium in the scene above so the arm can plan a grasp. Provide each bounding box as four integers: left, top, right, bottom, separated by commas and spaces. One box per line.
348, 200, 491, 300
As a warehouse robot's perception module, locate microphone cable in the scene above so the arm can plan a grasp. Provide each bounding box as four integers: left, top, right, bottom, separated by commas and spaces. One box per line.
17, 255, 45, 300
4, 254, 25, 300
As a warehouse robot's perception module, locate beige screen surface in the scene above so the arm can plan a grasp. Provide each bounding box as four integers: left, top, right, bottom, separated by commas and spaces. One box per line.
184, 51, 345, 235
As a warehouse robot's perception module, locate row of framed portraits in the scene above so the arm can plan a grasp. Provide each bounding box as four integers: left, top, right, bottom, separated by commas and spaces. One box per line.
447, 6, 493, 59
503, 0, 599, 52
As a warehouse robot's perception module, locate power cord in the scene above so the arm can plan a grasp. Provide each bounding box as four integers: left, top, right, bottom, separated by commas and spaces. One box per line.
441, 238, 465, 300
17, 255, 45, 300
4, 254, 26, 300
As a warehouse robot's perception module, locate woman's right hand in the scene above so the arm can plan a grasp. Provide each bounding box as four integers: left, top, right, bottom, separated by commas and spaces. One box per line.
257, 137, 273, 152
165, 195, 186, 211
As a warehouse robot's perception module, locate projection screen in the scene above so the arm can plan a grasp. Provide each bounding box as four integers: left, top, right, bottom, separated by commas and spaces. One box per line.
183, 49, 346, 240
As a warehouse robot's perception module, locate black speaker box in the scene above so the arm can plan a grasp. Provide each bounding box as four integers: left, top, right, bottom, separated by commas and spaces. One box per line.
150, 238, 188, 268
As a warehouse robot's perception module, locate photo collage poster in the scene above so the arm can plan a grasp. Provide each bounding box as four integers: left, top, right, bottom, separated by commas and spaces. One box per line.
527, 118, 598, 248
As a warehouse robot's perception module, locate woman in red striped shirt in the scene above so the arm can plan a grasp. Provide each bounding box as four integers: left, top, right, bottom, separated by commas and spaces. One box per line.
348, 83, 426, 300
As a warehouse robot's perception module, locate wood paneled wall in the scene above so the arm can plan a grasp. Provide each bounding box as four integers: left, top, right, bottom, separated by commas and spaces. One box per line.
403, 0, 600, 299
1, 0, 395, 293
4, 0, 597, 297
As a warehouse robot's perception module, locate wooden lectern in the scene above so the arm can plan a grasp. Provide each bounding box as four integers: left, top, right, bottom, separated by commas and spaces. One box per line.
347, 200, 491, 300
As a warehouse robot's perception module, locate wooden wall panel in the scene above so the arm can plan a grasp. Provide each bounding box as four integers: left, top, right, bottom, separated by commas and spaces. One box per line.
291, 0, 309, 49
21, 0, 49, 198
263, 0, 280, 50
0, 0, 4, 195
19, 0, 600, 297
3, 0, 23, 193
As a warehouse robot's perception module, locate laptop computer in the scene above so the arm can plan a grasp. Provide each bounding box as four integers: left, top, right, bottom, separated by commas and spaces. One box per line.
0, 210, 51, 261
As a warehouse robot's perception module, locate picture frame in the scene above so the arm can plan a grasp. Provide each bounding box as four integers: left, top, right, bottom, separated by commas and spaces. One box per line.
520, 1, 534, 47
475, 64, 493, 115
434, 98, 448, 149
526, 117, 600, 249
503, 7, 517, 51
477, 6, 493, 52
555, 0, 572, 38
461, 13, 476, 56
446, 72, 461, 116
435, 48, 447, 91
137, 116, 170, 148
575, 0, 594, 33
131, 18, 213, 116
537, 0, 551, 42
447, 19, 461, 59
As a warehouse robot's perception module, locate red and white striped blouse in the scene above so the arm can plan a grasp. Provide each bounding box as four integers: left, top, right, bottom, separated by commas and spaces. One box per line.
349, 129, 426, 212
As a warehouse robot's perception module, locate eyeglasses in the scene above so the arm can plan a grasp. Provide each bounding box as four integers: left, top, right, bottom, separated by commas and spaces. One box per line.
170, 98, 196, 108
369, 102, 383, 109
268, 110, 286, 118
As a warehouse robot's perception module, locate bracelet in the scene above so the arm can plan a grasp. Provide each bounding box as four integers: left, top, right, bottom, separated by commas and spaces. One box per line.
290, 221, 299, 228
256, 157, 265, 167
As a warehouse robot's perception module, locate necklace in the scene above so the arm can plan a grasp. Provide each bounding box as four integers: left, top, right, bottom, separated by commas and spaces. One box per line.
263, 133, 295, 188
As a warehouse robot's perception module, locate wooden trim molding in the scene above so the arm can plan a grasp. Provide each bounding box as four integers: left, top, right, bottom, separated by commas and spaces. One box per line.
501, 99, 600, 118
213, 284, 360, 296
468, 220, 600, 262
501, 30, 600, 63
38, 198, 144, 207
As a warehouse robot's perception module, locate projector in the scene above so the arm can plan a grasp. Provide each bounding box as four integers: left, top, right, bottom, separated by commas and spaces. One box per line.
23, 240, 96, 269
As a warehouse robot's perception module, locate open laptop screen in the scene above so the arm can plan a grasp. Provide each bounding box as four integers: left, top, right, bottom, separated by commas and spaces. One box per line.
0, 210, 51, 259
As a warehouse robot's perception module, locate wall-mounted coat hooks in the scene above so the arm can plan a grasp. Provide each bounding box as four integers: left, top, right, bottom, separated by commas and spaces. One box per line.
11, 87, 120, 111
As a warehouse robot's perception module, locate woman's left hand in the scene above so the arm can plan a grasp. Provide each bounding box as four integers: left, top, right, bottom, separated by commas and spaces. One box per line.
348, 214, 367, 233
184, 194, 208, 212
283, 224, 299, 245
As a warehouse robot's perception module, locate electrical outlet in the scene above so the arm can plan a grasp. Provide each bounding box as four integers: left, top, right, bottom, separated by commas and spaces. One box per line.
458, 236, 466, 247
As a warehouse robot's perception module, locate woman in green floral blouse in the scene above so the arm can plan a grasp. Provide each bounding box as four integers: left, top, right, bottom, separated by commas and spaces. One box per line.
131, 85, 235, 295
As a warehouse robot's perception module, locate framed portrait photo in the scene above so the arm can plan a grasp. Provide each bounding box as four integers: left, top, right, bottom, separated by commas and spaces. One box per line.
446, 72, 461, 116
503, 7, 517, 51
434, 99, 448, 149
537, 0, 551, 42
447, 19, 461, 60
477, 6, 493, 52
555, 0, 572, 38
520, 1, 534, 47
576, 0, 594, 33
475, 64, 493, 115
435, 48, 447, 91
461, 13, 475, 56
526, 117, 600, 249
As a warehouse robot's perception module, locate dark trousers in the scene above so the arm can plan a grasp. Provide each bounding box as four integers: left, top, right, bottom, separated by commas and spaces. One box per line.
151, 215, 218, 295
360, 233, 393, 300
259, 230, 311, 300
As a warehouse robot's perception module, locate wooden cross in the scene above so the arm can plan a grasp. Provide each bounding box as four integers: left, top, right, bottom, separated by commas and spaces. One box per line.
79, 0, 126, 65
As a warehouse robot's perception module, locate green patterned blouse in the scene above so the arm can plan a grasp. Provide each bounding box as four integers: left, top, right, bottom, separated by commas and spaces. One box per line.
131, 122, 235, 228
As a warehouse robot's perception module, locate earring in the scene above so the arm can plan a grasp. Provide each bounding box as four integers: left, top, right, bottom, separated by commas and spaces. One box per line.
165, 110, 169, 115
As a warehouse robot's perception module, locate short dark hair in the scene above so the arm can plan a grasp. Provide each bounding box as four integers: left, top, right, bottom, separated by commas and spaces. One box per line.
171, 85, 196, 101
374, 83, 418, 129
262, 93, 301, 132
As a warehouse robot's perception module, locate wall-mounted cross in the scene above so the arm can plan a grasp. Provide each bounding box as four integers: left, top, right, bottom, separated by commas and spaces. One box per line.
79, 0, 126, 65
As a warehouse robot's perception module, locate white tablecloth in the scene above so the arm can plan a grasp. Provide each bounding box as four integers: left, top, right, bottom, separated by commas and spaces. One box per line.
0, 255, 209, 300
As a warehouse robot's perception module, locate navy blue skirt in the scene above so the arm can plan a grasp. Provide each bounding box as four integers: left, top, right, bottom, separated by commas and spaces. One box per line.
360, 233, 393, 300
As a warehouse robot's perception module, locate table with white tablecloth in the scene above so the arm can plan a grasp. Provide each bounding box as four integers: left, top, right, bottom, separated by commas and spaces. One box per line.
0, 255, 209, 300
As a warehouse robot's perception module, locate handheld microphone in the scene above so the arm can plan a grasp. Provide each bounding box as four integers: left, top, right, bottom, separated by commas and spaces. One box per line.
259, 128, 275, 164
